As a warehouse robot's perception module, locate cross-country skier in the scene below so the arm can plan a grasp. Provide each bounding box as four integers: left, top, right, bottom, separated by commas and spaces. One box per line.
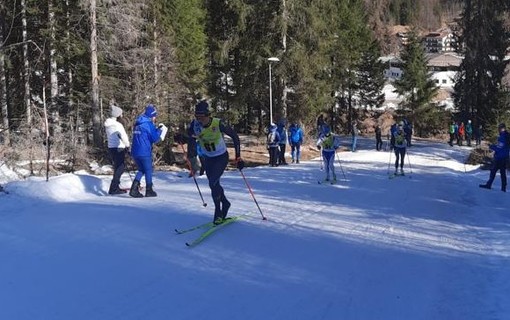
317, 125, 341, 183
393, 122, 407, 175
186, 101, 244, 224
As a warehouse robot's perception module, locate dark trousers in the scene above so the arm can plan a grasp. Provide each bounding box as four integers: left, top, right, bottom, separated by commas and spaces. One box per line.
485, 158, 508, 189
376, 137, 383, 151
269, 146, 279, 166
278, 144, 287, 164
291, 143, 301, 161
202, 152, 229, 216
394, 147, 406, 169
109, 148, 126, 189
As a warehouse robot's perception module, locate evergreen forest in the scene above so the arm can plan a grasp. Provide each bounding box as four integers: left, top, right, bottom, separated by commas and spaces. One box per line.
0, 0, 509, 169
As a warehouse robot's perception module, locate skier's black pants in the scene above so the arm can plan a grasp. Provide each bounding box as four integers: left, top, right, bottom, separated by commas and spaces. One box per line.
394, 147, 406, 169
269, 146, 279, 166
278, 144, 287, 164
485, 158, 508, 189
202, 152, 229, 214
109, 147, 127, 188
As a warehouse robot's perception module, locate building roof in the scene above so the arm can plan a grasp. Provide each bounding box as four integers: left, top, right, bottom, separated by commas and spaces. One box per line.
426, 53, 462, 67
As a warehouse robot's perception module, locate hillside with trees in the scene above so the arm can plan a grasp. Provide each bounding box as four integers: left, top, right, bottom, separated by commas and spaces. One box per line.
0, 0, 508, 172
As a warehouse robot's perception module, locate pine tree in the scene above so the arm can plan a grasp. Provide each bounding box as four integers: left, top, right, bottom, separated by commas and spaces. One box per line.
357, 39, 386, 110
453, 0, 510, 130
393, 28, 439, 136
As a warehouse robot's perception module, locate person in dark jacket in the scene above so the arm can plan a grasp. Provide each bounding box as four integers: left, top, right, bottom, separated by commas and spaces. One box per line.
276, 119, 288, 165
267, 123, 281, 167
375, 125, 383, 151
130, 104, 167, 198
393, 123, 407, 175
479, 123, 510, 192
187, 101, 244, 224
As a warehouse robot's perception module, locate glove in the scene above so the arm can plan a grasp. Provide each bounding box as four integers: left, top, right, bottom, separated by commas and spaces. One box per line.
236, 157, 245, 170
317, 145, 321, 150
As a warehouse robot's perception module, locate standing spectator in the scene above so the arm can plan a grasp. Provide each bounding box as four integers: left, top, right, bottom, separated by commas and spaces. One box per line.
448, 121, 456, 146
375, 125, 383, 151
466, 120, 473, 146
393, 122, 407, 175
277, 119, 288, 165
403, 119, 413, 147
267, 123, 280, 167
104, 104, 130, 195
458, 122, 465, 146
351, 121, 359, 152
317, 125, 341, 183
475, 124, 483, 146
454, 122, 460, 145
390, 123, 397, 149
186, 101, 244, 224
130, 104, 168, 198
479, 123, 510, 192
289, 123, 304, 163
317, 114, 326, 138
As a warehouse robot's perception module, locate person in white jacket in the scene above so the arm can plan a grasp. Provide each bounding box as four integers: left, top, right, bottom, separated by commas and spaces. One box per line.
104, 105, 130, 194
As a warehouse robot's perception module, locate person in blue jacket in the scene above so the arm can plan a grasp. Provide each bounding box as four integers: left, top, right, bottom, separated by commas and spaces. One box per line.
187, 101, 244, 224
130, 104, 167, 198
479, 123, 510, 192
276, 119, 288, 165
289, 123, 304, 163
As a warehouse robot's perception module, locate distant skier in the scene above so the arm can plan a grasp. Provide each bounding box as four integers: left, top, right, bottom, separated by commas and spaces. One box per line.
104, 104, 130, 195
267, 123, 281, 167
458, 122, 465, 146
289, 123, 304, 163
393, 122, 407, 175
130, 104, 168, 198
186, 100, 244, 224
479, 123, 510, 192
317, 125, 341, 183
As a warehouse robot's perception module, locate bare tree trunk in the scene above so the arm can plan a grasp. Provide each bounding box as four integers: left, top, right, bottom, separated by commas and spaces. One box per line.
153, 16, 160, 106
22, 0, 32, 126
65, 0, 75, 134
42, 79, 51, 181
89, 0, 102, 148
49, 0, 59, 134
0, 16, 10, 145
280, 0, 288, 118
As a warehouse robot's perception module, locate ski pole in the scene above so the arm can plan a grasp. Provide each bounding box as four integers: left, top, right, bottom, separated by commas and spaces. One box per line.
239, 169, 267, 220
179, 143, 207, 207
320, 150, 323, 170
387, 147, 393, 174
406, 149, 413, 174
335, 151, 346, 180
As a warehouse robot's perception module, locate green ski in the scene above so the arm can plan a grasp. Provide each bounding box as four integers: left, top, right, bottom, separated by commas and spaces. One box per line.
185, 216, 241, 247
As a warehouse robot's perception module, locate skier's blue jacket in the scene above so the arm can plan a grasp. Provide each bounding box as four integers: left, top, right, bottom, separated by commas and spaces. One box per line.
131, 115, 162, 157
490, 131, 510, 160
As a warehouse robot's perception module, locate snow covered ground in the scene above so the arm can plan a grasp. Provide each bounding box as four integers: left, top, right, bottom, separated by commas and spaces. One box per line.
1, 138, 509, 320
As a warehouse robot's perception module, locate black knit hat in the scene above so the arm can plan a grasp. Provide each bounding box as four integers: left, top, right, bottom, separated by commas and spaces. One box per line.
195, 101, 210, 116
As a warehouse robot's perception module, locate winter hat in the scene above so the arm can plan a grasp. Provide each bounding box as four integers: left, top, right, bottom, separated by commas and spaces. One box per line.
195, 101, 210, 116
111, 105, 123, 118
144, 104, 157, 117
498, 123, 506, 129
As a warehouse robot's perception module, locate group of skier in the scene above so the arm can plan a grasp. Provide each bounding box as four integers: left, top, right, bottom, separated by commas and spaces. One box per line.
266, 120, 304, 166
448, 120, 483, 147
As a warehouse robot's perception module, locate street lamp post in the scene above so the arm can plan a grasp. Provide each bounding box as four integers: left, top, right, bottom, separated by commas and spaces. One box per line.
268, 57, 280, 125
